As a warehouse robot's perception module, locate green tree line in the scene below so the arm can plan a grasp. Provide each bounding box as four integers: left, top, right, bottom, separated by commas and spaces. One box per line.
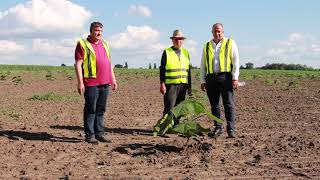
241, 62, 318, 71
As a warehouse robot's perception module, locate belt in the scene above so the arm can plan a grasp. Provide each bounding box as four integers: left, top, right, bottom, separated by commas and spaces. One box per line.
212, 72, 222, 76
208, 72, 228, 77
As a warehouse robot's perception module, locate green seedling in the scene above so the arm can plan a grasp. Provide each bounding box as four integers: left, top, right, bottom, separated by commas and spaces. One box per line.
45, 71, 56, 81
153, 100, 222, 138
264, 79, 273, 85
1, 107, 22, 120
29, 92, 63, 101
12, 76, 22, 85
0, 74, 6, 80
288, 80, 300, 88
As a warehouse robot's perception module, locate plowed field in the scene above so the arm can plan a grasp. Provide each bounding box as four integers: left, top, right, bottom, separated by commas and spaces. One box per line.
0, 69, 319, 179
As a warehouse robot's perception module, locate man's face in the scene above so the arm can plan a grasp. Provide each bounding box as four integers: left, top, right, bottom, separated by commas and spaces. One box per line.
212, 25, 224, 41
172, 37, 184, 49
90, 26, 103, 41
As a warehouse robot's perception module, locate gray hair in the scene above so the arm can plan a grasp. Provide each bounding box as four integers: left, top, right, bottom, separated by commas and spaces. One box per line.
212, 23, 223, 30
90, 21, 103, 32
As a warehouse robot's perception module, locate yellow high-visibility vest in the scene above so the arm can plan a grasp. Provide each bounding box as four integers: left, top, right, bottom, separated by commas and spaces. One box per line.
203, 38, 233, 74
164, 47, 190, 84
78, 39, 110, 78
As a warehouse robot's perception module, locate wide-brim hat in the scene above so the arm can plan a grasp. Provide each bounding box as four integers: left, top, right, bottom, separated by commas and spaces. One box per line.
170, 29, 186, 39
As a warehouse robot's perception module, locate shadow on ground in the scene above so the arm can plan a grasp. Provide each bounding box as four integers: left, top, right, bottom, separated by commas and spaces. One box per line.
50, 125, 83, 131
0, 130, 81, 143
50, 125, 153, 136
112, 143, 183, 157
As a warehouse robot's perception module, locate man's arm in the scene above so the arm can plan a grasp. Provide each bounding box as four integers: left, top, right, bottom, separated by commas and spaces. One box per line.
110, 63, 117, 91
159, 51, 166, 95
160, 51, 166, 83
188, 63, 192, 89
200, 44, 207, 91
75, 59, 84, 95
74, 41, 85, 95
231, 40, 239, 81
231, 40, 240, 89
187, 63, 192, 95
187, 52, 192, 95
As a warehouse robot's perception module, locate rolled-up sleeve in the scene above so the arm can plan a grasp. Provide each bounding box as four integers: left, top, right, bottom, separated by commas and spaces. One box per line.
75, 42, 84, 61
231, 40, 239, 80
200, 44, 207, 84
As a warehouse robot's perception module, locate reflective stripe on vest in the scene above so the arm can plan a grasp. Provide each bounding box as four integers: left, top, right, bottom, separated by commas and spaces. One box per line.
78, 39, 110, 78
204, 38, 233, 74
164, 47, 190, 84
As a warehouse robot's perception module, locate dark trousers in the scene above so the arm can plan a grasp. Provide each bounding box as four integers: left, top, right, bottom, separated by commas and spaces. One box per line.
206, 73, 236, 132
163, 84, 187, 116
83, 85, 110, 138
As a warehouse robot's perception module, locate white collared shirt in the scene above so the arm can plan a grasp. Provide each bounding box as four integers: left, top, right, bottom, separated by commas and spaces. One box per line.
200, 37, 240, 83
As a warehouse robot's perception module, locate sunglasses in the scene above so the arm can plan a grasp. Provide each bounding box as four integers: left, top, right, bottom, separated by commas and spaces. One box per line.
173, 37, 185, 40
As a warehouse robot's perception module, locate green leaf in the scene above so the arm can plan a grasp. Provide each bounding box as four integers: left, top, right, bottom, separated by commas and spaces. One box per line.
153, 113, 174, 136
172, 121, 210, 138
152, 100, 223, 137
205, 112, 223, 124
171, 100, 223, 123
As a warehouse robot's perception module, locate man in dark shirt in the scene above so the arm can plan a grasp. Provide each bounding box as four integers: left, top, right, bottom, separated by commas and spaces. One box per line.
159, 29, 192, 125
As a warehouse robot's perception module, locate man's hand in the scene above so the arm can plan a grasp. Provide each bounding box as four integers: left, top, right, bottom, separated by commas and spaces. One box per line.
187, 88, 192, 96
232, 80, 239, 90
201, 83, 207, 92
112, 81, 118, 91
77, 82, 85, 95
160, 83, 166, 95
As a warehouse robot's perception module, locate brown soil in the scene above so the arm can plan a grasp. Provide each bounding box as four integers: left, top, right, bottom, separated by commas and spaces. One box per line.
0, 72, 319, 179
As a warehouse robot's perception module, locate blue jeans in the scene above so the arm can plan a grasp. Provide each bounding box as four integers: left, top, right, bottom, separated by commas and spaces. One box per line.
206, 73, 236, 133
83, 85, 110, 138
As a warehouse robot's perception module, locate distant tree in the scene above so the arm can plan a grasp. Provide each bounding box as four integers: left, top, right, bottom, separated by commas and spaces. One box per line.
245, 62, 254, 69
240, 65, 245, 69
153, 63, 157, 69
190, 64, 199, 69
124, 62, 128, 69
61, 63, 66, 67
115, 64, 124, 68
149, 63, 152, 69
260, 63, 314, 71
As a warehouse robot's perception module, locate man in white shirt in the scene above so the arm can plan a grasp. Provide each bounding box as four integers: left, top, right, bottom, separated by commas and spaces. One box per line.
200, 23, 239, 138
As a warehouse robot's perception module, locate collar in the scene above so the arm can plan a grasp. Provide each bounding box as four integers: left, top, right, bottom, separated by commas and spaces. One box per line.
171, 46, 181, 50
212, 38, 227, 46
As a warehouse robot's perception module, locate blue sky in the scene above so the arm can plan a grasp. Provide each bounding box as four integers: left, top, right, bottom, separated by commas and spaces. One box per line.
1, 0, 320, 68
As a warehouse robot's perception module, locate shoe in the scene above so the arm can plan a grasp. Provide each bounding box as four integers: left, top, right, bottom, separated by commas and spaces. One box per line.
208, 128, 224, 138
227, 131, 236, 138
85, 136, 98, 144
95, 136, 111, 143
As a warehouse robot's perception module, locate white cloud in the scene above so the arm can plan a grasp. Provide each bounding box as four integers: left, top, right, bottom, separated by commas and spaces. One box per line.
258, 33, 320, 67
288, 33, 304, 42
268, 33, 319, 56
31, 38, 75, 57
128, 5, 151, 17
109, 25, 162, 50
184, 39, 198, 56
239, 33, 320, 68
0, 0, 91, 65
107, 25, 200, 67
0, 0, 92, 37
108, 25, 164, 67
0, 40, 25, 54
